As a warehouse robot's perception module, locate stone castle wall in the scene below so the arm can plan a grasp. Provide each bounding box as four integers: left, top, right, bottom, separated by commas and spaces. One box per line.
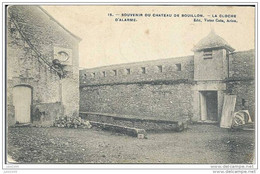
80, 83, 193, 121
80, 49, 255, 122
80, 56, 194, 86
226, 50, 255, 120
80, 56, 195, 121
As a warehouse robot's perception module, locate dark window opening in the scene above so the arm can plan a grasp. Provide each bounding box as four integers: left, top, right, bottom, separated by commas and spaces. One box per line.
84, 74, 87, 77
141, 67, 146, 74
242, 98, 248, 109
103, 71, 106, 77
126, 68, 131, 75
242, 99, 246, 107
203, 50, 213, 59
92, 72, 96, 78
157, 65, 163, 73
176, 64, 181, 71
113, 70, 117, 76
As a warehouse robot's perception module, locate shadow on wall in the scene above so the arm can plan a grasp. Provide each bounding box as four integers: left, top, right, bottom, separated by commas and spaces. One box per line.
32, 102, 64, 126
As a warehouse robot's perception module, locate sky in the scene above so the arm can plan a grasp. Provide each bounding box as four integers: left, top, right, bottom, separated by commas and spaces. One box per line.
42, 6, 255, 69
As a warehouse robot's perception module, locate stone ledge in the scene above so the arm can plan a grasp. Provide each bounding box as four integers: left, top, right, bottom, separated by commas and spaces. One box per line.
80, 112, 187, 132
89, 121, 147, 139
195, 120, 219, 125
80, 111, 180, 124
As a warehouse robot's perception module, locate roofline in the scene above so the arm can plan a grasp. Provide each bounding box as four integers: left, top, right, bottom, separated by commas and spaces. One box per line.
192, 45, 235, 52
81, 55, 194, 71
38, 6, 82, 42
231, 49, 255, 54
80, 48, 254, 72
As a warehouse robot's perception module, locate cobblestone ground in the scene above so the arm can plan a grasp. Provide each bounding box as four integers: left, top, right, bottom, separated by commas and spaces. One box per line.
7, 124, 255, 164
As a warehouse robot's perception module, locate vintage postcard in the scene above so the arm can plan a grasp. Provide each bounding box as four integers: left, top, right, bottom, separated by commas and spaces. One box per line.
4, 2, 257, 172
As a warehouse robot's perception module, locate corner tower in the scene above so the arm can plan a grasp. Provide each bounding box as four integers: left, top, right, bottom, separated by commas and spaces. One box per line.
193, 30, 235, 80
192, 30, 235, 123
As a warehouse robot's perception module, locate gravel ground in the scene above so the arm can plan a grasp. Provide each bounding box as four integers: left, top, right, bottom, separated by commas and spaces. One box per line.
7, 124, 255, 164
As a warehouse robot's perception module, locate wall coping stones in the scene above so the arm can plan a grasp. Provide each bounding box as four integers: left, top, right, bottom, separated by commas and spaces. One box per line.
223, 77, 255, 82
80, 79, 193, 88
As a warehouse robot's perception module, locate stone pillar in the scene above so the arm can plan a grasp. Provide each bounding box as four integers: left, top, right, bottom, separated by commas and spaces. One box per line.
192, 90, 200, 122
217, 90, 224, 122
200, 92, 207, 121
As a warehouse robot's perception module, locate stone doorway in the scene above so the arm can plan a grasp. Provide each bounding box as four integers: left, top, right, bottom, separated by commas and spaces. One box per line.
200, 91, 218, 121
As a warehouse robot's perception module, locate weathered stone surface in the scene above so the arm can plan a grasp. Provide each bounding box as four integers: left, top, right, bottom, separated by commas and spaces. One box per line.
228, 50, 255, 79
89, 121, 147, 138
80, 83, 193, 121
194, 49, 228, 81
226, 81, 255, 121
7, 6, 80, 126
79, 48, 255, 122
80, 56, 194, 86
80, 112, 185, 132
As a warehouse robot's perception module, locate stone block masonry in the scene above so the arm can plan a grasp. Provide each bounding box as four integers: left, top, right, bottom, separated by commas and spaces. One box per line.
80, 82, 193, 121
80, 55, 194, 122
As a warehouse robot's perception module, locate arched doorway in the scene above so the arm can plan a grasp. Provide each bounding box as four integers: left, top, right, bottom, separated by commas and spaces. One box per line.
13, 85, 32, 123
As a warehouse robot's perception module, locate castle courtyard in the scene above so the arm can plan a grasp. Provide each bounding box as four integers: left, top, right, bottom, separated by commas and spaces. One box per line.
7, 124, 254, 164
5, 5, 256, 168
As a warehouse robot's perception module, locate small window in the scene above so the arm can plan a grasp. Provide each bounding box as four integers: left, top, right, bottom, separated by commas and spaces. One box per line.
103, 71, 106, 77
126, 68, 131, 75
203, 50, 213, 59
84, 74, 87, 77
175, 64, 181, 71
242, 99, 246, 107
92, 72, 96, 78
113, 70, 117, 76
157, 65, 163, 73
141, 67, 146, 74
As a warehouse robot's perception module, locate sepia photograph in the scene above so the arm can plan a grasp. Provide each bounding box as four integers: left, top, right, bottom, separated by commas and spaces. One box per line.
3, 2, 257, 171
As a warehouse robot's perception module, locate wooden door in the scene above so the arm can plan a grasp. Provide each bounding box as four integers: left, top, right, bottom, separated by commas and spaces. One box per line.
220, 94, 236, 128
13, 86, 32, 123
